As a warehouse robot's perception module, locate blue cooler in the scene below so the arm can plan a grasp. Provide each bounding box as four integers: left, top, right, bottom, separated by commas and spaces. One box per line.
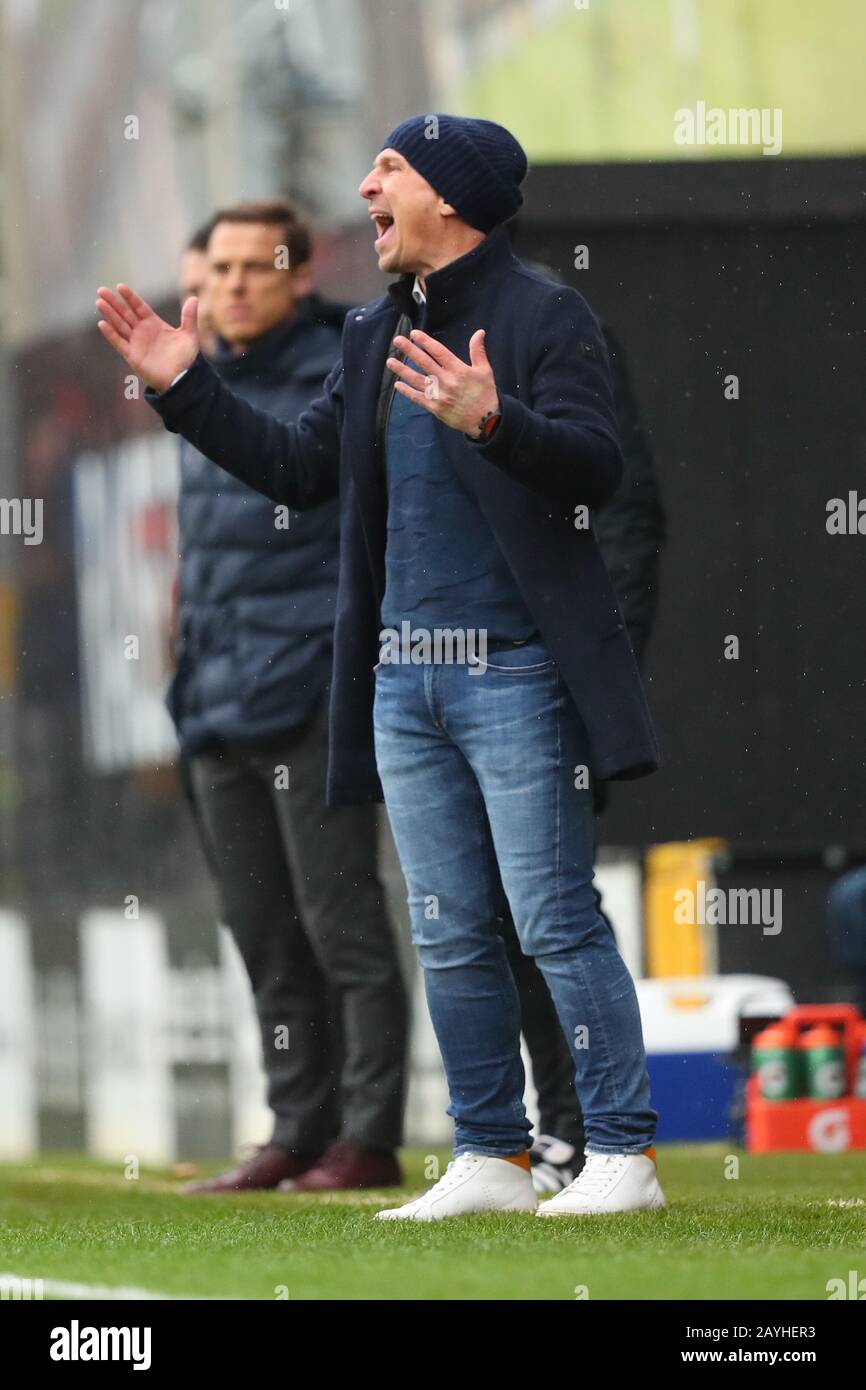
637, 975, 795, 1141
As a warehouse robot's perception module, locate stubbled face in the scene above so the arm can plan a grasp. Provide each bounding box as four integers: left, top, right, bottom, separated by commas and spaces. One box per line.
206, 221, 312, 346
358, 149, 450, 276
179, 248, 216, 352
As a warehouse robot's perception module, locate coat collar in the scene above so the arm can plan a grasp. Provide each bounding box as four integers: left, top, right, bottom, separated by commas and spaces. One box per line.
211, 297, 324, 376
385, 225, 514, 327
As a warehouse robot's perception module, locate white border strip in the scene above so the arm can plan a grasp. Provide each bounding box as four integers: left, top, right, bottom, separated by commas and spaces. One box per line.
0, 1272, 196, 1301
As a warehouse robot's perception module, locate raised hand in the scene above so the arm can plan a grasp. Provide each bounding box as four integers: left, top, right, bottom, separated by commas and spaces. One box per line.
95, 284, 200, 393
386, 327, 500, 439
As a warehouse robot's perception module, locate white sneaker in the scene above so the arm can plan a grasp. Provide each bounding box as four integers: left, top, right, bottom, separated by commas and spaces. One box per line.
536, 1148, 666, 1217
375, 1153, 538, 1222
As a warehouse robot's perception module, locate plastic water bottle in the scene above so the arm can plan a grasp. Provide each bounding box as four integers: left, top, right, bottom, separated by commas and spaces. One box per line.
752, 1022, 801, 1100
801, 1024, 846, 1100
854, 1024, 866, 1099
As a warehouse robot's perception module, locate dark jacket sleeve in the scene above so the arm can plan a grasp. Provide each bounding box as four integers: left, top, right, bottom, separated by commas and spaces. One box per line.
592, 326, 666, 666
145, 351, 343, 510
467, 284, 623, 509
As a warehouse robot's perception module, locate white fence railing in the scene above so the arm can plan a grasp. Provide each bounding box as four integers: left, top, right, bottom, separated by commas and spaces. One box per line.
0, 856, 643, 1162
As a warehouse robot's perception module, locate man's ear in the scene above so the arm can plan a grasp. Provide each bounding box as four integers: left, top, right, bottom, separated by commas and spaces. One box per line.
439, 199, 459, 220
292, 260, 315, 296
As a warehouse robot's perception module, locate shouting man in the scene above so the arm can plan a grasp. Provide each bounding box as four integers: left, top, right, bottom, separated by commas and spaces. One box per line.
97, 114, 664, 1220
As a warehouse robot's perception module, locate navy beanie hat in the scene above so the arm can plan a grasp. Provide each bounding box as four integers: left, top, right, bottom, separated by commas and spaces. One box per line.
380, 114, 528, 234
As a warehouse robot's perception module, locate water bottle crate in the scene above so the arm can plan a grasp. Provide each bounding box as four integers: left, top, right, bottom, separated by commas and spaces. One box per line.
747, 1004, 866, 1151
746, 1084, 866, 1152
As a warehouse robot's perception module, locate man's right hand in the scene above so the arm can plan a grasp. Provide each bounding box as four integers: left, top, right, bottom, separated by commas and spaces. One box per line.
96, 284, 200, 393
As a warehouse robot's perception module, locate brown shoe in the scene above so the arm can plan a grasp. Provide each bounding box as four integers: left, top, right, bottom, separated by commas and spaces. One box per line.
182, 1143, 317, 1194
279, 1140, 402, 1192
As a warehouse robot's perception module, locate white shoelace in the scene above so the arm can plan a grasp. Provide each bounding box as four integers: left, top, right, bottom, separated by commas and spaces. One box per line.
413, 1153, 484, 1204
561, 1152, 628, 1197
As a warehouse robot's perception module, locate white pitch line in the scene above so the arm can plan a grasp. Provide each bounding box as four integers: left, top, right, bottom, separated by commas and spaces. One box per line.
0, 1272, 196, 1301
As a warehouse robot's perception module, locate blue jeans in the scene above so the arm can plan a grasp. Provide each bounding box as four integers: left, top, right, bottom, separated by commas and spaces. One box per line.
373, 637, 657, 1157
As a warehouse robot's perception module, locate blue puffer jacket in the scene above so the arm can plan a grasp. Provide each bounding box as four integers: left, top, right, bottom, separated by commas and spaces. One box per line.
168, 296, 345, 752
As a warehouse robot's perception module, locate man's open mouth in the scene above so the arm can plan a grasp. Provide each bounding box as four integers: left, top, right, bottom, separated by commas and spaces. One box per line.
372, 212, 395, 248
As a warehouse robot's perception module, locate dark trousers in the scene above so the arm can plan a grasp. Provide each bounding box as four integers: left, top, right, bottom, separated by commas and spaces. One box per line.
189, 703, 408, 1155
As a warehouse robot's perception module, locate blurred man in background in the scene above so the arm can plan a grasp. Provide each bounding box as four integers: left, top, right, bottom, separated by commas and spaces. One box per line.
167, 221, 218, 691
178, 221, 218, 357
827, 869, 866, 1016
172, 200, 407, 1195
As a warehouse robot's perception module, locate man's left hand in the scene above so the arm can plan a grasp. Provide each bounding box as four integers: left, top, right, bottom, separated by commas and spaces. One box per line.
387, 328, 500, 439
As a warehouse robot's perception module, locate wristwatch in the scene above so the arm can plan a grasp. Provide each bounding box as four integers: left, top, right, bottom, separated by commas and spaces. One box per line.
469, 408, 502, 442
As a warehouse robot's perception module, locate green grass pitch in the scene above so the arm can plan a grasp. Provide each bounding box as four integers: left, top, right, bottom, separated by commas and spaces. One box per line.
1, 1146, 864, 1301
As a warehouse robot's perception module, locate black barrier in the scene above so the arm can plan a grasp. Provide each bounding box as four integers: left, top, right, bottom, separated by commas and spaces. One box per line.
514, 156, 866, 856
